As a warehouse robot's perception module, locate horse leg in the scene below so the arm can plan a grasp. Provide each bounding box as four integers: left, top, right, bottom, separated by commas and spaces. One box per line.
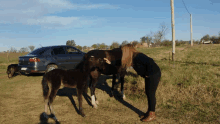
44, 99, 49, 113
89, 77, 98, 108
120, 75, 126, 99
110, 74, 117, 97
48, 88, 59, 122
77, 88, 86, 117
18, 70, 22, 76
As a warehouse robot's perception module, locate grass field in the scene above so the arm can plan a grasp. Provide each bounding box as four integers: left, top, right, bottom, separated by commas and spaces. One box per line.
0, 44, 219, 124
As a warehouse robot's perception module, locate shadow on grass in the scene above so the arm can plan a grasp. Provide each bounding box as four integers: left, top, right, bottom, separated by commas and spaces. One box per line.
56, 87, 93, 115
96, 75, 145, 117
39, 87, 92, 124
26, 73, 44, 77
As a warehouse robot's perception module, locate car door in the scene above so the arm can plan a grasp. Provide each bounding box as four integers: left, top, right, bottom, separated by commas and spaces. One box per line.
65, 46, 84, 69
51, 46, 70, 69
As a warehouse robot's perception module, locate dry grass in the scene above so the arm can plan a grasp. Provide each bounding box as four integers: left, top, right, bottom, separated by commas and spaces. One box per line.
0, 44, 220, 124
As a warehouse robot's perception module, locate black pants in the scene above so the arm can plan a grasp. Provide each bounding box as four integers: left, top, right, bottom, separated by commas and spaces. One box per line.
144, 71, 161, 112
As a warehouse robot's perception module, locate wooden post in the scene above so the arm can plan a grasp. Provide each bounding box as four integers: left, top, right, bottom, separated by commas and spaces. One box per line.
190, 14, 193, 46
171, 0, 175, 66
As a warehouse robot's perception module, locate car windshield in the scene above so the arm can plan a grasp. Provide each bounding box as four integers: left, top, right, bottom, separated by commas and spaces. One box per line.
28, 47, 50, 55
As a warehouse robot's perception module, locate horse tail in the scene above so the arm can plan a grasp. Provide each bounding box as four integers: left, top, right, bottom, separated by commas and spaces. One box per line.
42, 75, 50, 100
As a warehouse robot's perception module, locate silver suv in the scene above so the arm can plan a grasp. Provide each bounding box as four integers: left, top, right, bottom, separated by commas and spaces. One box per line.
18, 45, 85, 74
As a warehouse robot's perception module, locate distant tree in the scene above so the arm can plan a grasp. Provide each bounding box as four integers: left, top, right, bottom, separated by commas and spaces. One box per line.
76, 45, 82, 51
83, 46, 87, 50
131, 40, 139, 46
194, 40, 200, 44
200, 34, 210, 41
161, 40, 172, 47
145, 36, 153, 46
210, 35, 220, 44
176, 40, 181, 46
110, 41, 120, 49
92, 44, 98, 49
140, 37, 146, 43
99, 43, 106, 49
121, 40, 129, 46
96, 43, 100, 49
19, 47, 29, 53
28, 45, 35, 52
66, 40, 76, 47
151, 22, 168, 46
9, 47, 17, 53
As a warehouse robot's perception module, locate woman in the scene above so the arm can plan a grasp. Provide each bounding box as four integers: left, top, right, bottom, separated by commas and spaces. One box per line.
122, 44, 161, 122
105, 44, 161, 122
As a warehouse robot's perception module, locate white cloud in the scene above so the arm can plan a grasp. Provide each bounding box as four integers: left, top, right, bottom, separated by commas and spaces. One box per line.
0, 0, 118, 28
38, 0, 73, 8
26, 16, 79, 26
38, 0, 119, 9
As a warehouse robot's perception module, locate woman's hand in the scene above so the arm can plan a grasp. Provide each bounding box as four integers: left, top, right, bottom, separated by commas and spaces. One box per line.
104, 58, 111, 64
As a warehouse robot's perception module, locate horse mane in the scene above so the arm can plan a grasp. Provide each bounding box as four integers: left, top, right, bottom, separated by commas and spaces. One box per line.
121, 44, 139, 69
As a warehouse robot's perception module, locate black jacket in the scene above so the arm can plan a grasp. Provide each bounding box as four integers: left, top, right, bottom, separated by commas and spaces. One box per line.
132, 53, 160, 77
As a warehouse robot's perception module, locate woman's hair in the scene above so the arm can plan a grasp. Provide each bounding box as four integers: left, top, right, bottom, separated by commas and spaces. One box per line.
121, 44, 138, 69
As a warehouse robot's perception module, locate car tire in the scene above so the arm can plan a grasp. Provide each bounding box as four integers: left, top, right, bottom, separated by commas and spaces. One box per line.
45, 64, 58, 73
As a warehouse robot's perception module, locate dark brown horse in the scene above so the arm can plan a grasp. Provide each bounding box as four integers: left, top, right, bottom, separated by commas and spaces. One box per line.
6, 64, 21, 78
78, 48, 127, 108
41, 56, 105, 123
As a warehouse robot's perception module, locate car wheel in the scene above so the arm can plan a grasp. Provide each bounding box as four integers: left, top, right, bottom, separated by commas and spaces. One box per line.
45, 64, 58, 73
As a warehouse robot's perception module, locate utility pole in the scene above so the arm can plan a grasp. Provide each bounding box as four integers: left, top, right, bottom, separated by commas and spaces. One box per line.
171, 0, 175, 63
190, 14, 193, 46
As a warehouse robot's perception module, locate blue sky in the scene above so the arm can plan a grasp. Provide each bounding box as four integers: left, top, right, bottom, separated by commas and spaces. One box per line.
0, 0, 219, 52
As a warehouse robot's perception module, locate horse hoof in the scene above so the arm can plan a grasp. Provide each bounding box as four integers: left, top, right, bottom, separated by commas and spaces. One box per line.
110, 91, 114, 97
93, 104, 98, 109
122, 95, 126, 100
40, 112, 49, 123
49, 114, 59, 122
55, 120, 60, 124
81, 113, 86, 117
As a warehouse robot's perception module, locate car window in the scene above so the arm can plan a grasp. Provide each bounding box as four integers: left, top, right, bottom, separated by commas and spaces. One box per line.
28, 47, 49, 55
52, 47, 66, 55
66, 47, 80, 54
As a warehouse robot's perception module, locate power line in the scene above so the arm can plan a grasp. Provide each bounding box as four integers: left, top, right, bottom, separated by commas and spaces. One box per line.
182, 0, 190, 15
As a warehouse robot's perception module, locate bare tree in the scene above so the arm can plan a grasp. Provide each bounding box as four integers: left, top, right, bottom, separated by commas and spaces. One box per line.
28, 45, 35, 52
19, 47, 29, 53
154, 22, 169, 45
66, 40, 76, 47
9, 47, 17, 53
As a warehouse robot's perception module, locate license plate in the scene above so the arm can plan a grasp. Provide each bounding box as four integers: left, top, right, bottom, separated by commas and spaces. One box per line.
21, 67, 27, 70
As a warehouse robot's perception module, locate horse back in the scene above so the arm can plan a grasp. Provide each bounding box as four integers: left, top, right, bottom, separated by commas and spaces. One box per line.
86, 49, 122, 61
